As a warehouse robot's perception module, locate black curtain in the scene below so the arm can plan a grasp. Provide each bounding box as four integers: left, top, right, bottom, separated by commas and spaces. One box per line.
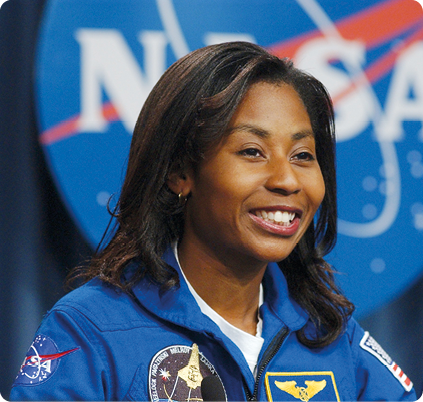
0, 0, 421, 399
0, 0, 92, 398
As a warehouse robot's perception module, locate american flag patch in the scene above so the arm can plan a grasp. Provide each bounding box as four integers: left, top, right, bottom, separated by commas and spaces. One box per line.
360, 331, 413, 392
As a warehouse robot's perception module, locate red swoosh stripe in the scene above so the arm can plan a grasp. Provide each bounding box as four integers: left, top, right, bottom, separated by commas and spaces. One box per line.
39, 102, 119, 145
332, 24, 423, 104
23, 347, 80, 366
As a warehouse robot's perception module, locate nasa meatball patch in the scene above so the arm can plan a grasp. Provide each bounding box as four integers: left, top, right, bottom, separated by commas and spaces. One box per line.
148, 343, 225, 402
13, 334, 79, 386
360, 331, 413, 392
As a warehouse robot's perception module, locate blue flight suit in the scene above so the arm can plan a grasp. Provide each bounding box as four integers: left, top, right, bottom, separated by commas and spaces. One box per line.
10, 248, 416, 401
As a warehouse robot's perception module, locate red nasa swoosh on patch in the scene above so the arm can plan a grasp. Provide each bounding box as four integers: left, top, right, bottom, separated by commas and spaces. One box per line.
21, 347, 80, 369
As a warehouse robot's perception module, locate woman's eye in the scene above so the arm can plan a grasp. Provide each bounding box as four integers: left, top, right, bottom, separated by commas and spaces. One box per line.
294, 151, 315, 161
239, 148, 262, 158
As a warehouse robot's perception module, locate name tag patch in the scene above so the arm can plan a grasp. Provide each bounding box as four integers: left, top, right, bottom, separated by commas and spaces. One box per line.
360, 331, 413, 392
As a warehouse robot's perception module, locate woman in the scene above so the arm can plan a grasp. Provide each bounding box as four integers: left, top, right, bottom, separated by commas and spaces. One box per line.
11, 42, 416, 401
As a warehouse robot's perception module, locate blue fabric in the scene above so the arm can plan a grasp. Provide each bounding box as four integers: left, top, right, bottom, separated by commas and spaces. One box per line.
10, 248, 417, 401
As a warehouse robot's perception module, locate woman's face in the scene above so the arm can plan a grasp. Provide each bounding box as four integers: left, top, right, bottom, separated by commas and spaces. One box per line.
182, 82, 325, 269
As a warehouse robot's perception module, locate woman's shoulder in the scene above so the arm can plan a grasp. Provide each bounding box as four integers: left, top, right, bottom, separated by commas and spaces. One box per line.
341, 316, 415, 398
47, 277, 152, 331
55, 277, 126, 309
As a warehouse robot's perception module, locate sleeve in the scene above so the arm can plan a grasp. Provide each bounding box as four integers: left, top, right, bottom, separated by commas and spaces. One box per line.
10, 308, 109, 401
350, 320, 417, 401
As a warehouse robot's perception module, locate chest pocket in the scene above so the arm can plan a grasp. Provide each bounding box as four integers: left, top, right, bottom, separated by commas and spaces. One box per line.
264, 372, 341, 402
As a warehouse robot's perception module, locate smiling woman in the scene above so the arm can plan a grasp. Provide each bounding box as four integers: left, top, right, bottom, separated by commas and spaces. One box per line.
10, 42, 416, 401
170, 83, 326, 333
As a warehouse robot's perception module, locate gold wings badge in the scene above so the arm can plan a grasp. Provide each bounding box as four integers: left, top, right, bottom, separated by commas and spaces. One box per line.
274, 379, 327, 402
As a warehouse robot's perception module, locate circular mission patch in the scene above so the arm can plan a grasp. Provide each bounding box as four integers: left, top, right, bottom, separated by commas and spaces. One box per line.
148, 343, 225, 402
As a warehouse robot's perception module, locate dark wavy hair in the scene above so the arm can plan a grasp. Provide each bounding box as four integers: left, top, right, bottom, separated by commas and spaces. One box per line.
70, 41, 354, 347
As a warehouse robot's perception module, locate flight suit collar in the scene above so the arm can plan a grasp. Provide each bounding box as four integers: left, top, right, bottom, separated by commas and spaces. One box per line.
130, 247, 308, 334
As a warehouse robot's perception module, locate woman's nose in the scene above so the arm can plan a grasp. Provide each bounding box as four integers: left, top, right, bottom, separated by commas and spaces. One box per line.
264, 158, 302, 195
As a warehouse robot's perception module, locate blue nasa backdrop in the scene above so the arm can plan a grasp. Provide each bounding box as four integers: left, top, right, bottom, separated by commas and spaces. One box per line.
35, 0, 423, 318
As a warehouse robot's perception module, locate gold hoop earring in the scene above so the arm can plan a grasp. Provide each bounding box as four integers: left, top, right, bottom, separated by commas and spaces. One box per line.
178, 192, 187, 206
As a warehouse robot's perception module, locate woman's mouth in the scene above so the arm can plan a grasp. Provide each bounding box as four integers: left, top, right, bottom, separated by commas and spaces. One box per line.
254, 210, 296, 226
249, 208, 302, 236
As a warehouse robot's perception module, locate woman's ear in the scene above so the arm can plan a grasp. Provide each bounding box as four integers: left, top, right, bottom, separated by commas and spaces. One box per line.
167, 170, 193, 197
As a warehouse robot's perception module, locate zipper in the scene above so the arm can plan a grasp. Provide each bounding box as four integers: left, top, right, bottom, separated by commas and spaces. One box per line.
243, 327, 290, 401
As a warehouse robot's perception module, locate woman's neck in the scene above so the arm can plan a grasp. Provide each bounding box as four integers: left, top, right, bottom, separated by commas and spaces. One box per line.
177, 240, 267, 335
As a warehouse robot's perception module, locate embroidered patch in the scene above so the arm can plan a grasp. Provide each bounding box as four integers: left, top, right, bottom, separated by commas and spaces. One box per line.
13, 334, 79, 386
265, 372, 340, 402
360, 331, 413, 392
148, 343, 225, 402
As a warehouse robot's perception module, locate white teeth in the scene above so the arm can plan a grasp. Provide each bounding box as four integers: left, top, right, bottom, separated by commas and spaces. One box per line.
256, 210, 295, 226
274, 211, 283, 222
282, 211, 290, 223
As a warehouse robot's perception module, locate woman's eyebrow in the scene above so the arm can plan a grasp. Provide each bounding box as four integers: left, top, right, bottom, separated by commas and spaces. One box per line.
292, 129, 315, 141
227, 124, 270, 139
228, 125, 315, 141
